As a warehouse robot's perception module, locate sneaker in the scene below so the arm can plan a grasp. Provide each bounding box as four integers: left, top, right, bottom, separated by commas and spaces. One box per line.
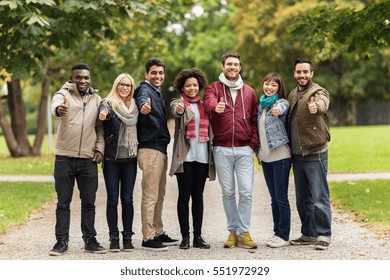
154, 232, 179, 246
314, 240, 330, 250
49, 240, 68, 256
237, 232, 257, 249
266, 236, 289, 248
224, 231, 238, 248
85, 237, 108, 254
141, 239, 168, 251
289, 236, 316, 246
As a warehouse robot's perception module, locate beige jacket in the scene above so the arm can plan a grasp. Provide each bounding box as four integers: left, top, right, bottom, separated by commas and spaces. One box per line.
51, 82, 104, 158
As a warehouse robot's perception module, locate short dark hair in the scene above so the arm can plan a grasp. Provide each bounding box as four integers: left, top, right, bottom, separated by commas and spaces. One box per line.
294, 57, 313, 70
172, 68, 208, 94
221, 51, 241, 66
145, 57, 165, 73
71, 63, 90, 72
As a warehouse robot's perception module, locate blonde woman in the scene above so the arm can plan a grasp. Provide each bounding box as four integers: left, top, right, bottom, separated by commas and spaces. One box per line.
99, 73, 138, 252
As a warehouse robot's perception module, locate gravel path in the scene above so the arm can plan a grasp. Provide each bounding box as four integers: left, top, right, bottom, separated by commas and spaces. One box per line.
1, 168, 389, 261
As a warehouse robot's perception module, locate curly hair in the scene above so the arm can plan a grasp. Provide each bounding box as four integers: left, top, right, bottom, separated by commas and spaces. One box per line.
172, 68, 208, 94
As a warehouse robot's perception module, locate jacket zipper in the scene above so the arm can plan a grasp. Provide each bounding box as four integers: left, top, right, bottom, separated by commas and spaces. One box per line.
78, 95, 87, 156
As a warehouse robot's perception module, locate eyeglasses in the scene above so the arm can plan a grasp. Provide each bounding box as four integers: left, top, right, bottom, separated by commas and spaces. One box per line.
119, 83, 132, 88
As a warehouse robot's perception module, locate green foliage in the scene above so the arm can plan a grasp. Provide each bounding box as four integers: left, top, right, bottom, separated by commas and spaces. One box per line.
330, 179, 390, 230
0, 181, 55, 234
288, 1, 390, 60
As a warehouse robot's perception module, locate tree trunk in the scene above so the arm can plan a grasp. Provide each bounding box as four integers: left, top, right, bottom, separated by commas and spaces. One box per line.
0, 98, 23, 156
32, 57, 52, 156
7, 79, 31, 156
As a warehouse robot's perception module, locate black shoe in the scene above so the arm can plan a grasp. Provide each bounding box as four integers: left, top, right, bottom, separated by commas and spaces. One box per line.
193, 236, 210, 249
109, 232, 120, 252
155, 232, 179, 246
180, 236, 190, 249
85, 237, 107, 254
122, 231, 134, 252
141, 239, 168, 251
49, 240, 68, 256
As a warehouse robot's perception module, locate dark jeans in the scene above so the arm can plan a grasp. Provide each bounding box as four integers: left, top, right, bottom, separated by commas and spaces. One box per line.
292, 157, 332, 241
103, 158, 137, 233
175, 161, 208, 237
262, 158, 291, 241
54, 156, 98, 242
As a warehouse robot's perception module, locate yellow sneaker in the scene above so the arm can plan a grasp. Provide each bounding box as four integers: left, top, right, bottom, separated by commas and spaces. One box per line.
237, 232, 257, 249
223, 231, 237, 248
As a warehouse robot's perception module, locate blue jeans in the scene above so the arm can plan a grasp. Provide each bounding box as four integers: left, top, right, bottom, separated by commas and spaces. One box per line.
262, 158, 291, 241
54, 156, 98, 242
103, 158, 137, 233
292, 158, 332, 242
213, 146, 254, 237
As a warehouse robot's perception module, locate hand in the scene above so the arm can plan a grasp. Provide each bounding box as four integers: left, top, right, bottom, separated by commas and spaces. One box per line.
271, 101, 279, 117
93, 151, 103, 164
141, 98, 151, 115
215, 96, 226, 113
99, 103, 108, 120
57, 97, 68, 117
308, 96, 318, 114
175, 98, 185, 114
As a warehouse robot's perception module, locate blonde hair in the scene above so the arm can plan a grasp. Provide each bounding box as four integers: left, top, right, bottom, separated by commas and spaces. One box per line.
104, 73, 135, 110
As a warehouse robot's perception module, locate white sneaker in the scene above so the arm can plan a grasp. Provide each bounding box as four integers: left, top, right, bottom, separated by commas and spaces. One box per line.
267, 236, 289, 248
265, 235, 280, 246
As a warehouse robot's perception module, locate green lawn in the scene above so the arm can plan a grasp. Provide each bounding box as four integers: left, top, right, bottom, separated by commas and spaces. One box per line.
330, 179, 390, 232
328, 125, 390, 172
0, 181, 55, 234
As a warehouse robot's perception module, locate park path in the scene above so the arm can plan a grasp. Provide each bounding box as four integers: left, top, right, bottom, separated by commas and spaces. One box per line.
0, 121, 389, 260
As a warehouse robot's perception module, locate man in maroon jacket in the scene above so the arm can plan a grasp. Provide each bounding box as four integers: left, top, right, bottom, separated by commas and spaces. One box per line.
204, 51, 259, 249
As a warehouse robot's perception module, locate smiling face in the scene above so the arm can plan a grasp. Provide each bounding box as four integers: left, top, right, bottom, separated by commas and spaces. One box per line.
294, 62, 314, 87
221, 56, 241, 81
117, 77, 133, 102
262, 79, 279, 97
182, 77, 199, 98
145, 65, 165, 88
70, 69, 90, 93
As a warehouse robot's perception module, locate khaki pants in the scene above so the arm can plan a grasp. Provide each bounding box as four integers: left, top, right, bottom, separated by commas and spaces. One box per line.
137, 148, 167, 241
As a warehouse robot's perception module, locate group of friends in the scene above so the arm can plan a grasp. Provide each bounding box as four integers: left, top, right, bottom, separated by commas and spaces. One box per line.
48, 51, 331, 256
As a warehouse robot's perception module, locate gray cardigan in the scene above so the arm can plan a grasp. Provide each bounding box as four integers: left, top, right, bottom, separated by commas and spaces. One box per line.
168, 98, 215, 180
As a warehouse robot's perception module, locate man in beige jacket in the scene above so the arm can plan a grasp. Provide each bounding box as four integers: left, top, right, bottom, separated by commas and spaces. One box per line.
49, 63, 106, 256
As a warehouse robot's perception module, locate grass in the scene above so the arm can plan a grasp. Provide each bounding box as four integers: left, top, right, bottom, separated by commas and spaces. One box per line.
328, 125, 390, 172
330, 179, 390, 233
0, 181, 55, 234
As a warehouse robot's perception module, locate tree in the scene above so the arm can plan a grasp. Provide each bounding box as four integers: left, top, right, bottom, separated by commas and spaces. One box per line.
0, 0, 193, 156
288, 0, 390, 60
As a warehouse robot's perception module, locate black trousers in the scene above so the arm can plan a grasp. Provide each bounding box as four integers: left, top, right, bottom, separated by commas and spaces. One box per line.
175, 161, 208, 237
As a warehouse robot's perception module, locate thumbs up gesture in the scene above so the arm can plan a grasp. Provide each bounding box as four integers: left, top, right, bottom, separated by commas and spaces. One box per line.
99, 103, 108, 120
308, 96, 317, 114
141, 97, 151, 115
56, 96, 69, 117
215, 96, 226, 113
271, 101, 280, 117
175, 97, 185, 114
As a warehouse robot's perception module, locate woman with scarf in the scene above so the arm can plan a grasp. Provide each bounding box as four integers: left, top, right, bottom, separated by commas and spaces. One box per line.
257, 72, 291, 248
169, 68, 215, 250
99, 73, 138, 252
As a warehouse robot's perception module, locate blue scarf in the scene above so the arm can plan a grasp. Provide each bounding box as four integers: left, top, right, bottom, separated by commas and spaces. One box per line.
260, 94, 279, 109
